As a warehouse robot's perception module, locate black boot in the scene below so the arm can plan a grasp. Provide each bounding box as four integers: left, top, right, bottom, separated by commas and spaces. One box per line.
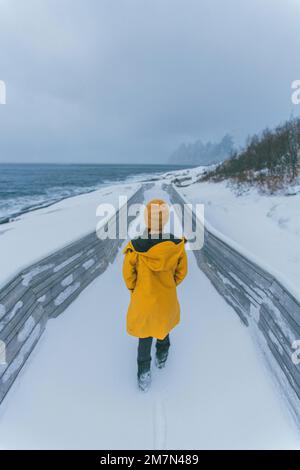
137, 337, 153, 392
155, 335, 170, 369
137, 361, 151, 392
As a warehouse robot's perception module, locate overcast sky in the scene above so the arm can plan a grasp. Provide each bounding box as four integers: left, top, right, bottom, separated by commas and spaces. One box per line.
0, 0, 300, 163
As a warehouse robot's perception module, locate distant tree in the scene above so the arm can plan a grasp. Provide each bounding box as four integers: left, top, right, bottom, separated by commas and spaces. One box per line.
169, 134, 235, 166
202, 117, 300, 192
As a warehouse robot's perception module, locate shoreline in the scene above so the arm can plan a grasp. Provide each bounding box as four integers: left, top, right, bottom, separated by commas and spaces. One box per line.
0, 164, 193, 225
0, 187, 100, 225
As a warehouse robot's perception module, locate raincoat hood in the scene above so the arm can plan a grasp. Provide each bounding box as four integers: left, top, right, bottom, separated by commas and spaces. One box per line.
123, 238, 186, 272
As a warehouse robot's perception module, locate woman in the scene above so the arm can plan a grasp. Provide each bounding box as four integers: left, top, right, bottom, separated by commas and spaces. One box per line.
123, 199, 188, 391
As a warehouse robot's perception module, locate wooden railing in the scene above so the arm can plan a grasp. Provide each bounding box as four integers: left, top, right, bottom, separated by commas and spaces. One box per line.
0, 184, 145, 404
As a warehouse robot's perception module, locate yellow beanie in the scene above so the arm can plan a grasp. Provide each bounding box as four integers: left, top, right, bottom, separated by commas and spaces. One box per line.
144, 199, 170, 233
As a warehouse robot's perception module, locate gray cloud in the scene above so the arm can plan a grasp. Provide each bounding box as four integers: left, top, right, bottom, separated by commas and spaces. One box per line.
0, 0, 300, 163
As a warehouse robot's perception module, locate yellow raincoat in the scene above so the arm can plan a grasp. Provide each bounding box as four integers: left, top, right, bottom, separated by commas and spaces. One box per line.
123, 238, 188, 339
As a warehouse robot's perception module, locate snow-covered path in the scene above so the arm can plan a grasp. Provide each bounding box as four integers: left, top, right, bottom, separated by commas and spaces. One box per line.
0, 187, 299, 449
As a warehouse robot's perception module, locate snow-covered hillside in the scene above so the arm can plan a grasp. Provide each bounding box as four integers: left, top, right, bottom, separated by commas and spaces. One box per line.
161, 164, 300, 299
176, 178, 300, 299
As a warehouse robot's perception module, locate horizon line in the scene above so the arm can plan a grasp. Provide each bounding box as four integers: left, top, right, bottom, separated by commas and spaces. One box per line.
0, 161, 195, 166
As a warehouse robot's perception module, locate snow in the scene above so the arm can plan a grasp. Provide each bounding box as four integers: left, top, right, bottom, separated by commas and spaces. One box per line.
22, 264, 55, 287
178, 178, 300, 300
61, 275, 74, 288
0, 300, 23, 332
0, 185, 299, 450
1, 324, 41, 385
4, 301, 23, 324
54, 282, 81, 307
0, 183, 140, 290
54, 255, 83, 274
82, 259, 95, 271
17, 316, 36, 343
160, 165, 210, 186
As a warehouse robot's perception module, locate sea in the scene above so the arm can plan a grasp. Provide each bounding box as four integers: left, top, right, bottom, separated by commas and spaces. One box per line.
0, 163, 191, 224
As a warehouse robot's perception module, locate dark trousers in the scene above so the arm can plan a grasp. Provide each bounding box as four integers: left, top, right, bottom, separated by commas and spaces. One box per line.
137, 335, 170, 375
